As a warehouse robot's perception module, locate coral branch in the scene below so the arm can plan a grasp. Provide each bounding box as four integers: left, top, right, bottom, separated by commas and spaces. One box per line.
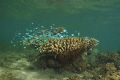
39, 37, 98, 63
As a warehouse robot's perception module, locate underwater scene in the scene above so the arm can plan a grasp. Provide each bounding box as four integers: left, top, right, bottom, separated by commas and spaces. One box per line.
0, 0, 120, 80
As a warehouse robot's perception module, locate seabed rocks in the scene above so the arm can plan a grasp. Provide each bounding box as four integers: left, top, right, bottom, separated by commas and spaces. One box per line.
0, 50, 120, 80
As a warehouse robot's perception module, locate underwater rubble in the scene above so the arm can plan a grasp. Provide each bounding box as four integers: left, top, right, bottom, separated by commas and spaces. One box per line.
0, 26, 120, 80
0, 50, 120, 80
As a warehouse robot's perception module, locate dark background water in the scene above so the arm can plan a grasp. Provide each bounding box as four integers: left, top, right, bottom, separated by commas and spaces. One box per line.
0, 0, 120, 51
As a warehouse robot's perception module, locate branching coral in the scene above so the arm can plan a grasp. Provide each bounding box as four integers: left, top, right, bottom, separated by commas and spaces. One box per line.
98, 70, 120, 80
23, 27, 99, 64
105, 62, 116, 71
23, 27, 66, 49
39, 37, 98, 63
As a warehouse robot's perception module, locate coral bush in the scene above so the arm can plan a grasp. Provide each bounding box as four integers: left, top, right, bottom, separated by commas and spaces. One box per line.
22, 27, 99, 72
39, 37, 98, 63
105, 62, 116, 71
23, 27, 98, 64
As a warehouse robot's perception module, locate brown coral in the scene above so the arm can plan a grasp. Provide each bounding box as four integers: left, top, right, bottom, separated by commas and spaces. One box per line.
98, 70, 120, 80
105, 62, 117, 71
23, 37, 44, 49
51, 27, 65, 33
39, 37, 98, 64
39, 27, 65, 35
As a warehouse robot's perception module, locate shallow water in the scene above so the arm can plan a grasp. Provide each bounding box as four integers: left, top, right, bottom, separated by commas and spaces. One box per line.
0, 1, 120, 80
1, 0, 120, 51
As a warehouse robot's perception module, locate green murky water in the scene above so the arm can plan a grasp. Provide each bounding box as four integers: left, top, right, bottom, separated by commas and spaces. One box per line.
1, 0, 120, 52
0, 1, 120, 80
